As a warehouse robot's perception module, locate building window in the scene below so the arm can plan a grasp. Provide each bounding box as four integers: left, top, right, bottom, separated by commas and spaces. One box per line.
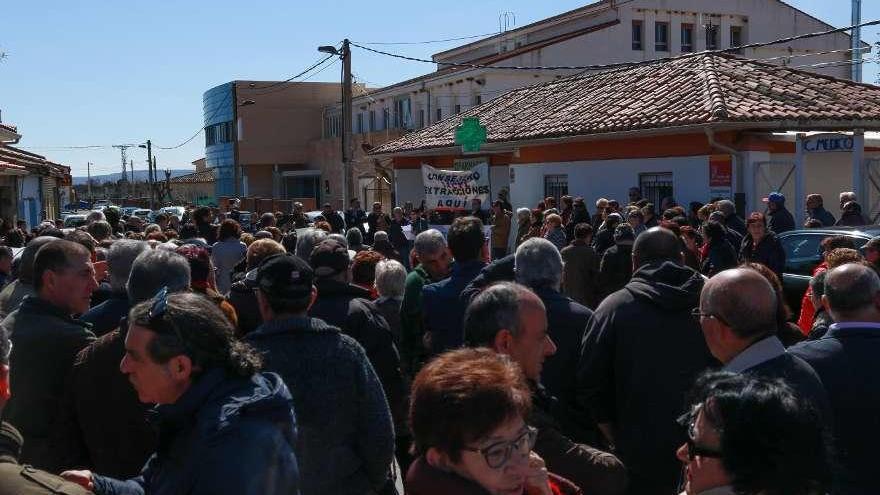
356, 113, 364, 134
639, 172, 674, 209
205, 125, 216, 146
730, 26, 744, 54
454, 104, 461, 115
474, 94, 482, 106
544, 175, 568, 206
382, 108, 390, 130
706, 24, 719, 50
418, 109, 425, 128
681, 23, 694, 52
436, 108, 442, 122
394, 98, 412, 129
632, 20, 644, 50
369, 110, 376, 132
655, 22, 669, 52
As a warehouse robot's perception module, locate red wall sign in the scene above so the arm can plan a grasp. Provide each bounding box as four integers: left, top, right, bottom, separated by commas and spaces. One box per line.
709, 155, 732, 188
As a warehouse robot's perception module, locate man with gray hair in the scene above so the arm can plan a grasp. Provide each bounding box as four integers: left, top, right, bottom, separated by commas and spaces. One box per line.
400, 229, 450, 375
515, 237, 592, 410
80, 240, 149, 336
374, 259, 406, 344
52, 249, 191, 478
464, 282, 626, 495
716, 199, 746, 236
697, 267, 827, 414
791, 263, 880, 493
294, 228, 327, 261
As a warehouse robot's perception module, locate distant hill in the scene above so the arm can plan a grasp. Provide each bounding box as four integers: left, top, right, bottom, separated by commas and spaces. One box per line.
73, 169, 195, 185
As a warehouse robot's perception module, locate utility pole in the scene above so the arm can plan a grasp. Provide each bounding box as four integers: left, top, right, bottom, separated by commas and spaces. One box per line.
129, 159, 134, 198
341, 39, 352, 209
852, 0, 863, 82
318, 40, 352, 208
139, 140, 153, 209
86, 162, 92, 204
152, 156, 158, 208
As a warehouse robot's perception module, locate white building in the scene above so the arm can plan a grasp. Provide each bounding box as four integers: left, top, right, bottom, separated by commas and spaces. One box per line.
372, 53, 880, 226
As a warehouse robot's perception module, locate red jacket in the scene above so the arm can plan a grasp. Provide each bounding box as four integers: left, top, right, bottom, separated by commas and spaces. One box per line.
797, 262, 827, 335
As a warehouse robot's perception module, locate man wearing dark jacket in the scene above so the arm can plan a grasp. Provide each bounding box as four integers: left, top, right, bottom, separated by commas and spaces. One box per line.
422, 216, 487, 354
597, 224, 635, 301
697, 268, 829, 418
763, 192, 795, 234
716, 200, 746, 237
345, 198, 368, 238
790, 263, 880, 494
400, 230, 451, 376
806, 194, 836, 227
61, 292, 299, 495
465, 283, 626, 495
245, 253, 394, 495
577, 228, 715, 495
515, 238, 593, 412
0, 323, 92, 494
561, 223, 600, 309
0, 240, 97, 469
308, 239, 407, 433
80, 240, 148, 337
51, 249, 192, 478
321, 202, 346, 233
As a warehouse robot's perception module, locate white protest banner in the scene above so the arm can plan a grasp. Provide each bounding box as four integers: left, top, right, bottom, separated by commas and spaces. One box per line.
422, 162, 491, 209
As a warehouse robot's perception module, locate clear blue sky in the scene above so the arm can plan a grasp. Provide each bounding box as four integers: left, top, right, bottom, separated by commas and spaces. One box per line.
0, 0, 877, 177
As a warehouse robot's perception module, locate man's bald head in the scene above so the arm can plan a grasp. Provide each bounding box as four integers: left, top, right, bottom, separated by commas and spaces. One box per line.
632, 227, 682, 268
702, 268, 778, 340
824, 263, 880, 320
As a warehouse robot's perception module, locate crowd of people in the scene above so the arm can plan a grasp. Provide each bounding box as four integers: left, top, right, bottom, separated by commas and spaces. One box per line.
0, 186, 876, 495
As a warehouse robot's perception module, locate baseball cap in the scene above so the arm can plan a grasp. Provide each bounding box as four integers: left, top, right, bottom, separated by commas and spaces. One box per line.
762, 192, 785, 204
309, 239, 350, 277
245, 253, 314, 299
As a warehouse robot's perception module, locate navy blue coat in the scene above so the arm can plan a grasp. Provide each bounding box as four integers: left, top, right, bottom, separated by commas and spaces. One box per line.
246, 316, 394, 495
423, 260, 485, 354
80, 291, 130, 337
790, 324, 880, 494
92, 369, 299, 495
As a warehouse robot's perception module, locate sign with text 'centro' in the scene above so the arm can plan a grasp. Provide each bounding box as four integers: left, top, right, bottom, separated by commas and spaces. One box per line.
802, 133, 855, 153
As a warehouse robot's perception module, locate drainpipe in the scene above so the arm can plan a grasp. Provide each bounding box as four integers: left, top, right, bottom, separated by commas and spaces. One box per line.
705, 128, 746, 217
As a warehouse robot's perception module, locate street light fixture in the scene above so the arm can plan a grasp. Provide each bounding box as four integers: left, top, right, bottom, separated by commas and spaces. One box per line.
318, 45, 341, 56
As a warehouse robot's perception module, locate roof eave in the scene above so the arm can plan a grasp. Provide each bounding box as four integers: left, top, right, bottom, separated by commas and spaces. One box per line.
376, 120, 880, 159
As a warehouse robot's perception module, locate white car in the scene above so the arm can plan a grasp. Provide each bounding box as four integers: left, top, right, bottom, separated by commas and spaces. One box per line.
160, 206, 185, 220
133, 209, 152, 220
93, 200, 112, 210
63, 215, 88, 228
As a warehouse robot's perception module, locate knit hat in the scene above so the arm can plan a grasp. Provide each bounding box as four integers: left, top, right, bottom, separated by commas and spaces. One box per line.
309, 239, 351, 277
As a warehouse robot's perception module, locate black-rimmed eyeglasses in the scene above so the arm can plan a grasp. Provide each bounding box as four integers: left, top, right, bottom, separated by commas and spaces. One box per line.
462, 426, 538, 469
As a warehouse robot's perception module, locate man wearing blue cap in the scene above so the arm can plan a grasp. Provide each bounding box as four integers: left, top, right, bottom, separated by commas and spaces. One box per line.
763, 192, 795, 234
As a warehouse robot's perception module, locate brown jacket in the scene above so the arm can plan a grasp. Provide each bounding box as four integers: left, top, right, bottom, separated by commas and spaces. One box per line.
491, 211, 512, 248
560, 240, 600, 309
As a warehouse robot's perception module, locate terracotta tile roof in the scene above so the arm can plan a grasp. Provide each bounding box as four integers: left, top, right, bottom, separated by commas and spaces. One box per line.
0, 123, 18, 134
372, 53, 880, 156
170, 168, 215, 184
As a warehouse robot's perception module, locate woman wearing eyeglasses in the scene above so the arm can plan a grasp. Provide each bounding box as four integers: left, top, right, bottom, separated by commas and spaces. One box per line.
676, 371, 831, 495
406, 348, 580, 495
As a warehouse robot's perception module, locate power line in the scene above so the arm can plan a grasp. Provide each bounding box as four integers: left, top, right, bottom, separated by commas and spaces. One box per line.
350, 19, 880, 72
354, 32, 500, 46
248, 53, 337, 93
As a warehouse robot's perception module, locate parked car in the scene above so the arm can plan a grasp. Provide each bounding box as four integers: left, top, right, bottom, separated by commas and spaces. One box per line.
63, 215, 88, 228
778, 226, 880, 314
133, 209, 152, 221
160, 206, 185, 220
93, 199, 113, 210
121, 207, 139, 217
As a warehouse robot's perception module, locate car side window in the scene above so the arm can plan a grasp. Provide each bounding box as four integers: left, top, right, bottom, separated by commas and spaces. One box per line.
781, 234, 824, 275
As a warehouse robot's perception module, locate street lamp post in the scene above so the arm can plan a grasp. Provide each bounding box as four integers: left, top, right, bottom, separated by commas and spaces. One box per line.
138, 140, 153, 209
319, 40, 352, 210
